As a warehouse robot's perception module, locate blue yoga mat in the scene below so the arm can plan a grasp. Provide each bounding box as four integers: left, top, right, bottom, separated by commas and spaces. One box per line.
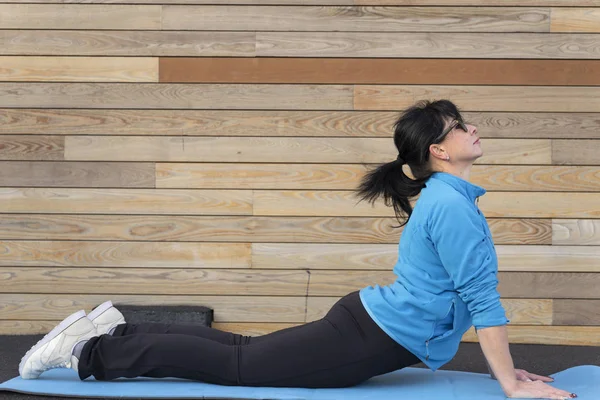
1, 365, 598, 399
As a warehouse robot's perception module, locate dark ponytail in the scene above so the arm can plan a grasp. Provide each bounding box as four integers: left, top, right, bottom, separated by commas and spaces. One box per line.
355, 99, 463, 227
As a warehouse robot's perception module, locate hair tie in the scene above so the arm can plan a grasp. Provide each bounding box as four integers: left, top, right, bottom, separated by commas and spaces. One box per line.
396, 155, 405, 165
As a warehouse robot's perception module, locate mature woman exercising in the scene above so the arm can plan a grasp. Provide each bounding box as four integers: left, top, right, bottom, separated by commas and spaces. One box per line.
19, 100, 576, 399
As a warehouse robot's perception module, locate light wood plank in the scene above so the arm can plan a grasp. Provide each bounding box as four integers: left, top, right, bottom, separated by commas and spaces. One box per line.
0, 4, 161, 30
551, 8, 600, 32
306, 298, 552, 325
0, 83, 352, 110
354, 85, 600, 112
0, 320, 57, 335
0, 241, 251, 268
553, 140, 600, 165
0, 57, 157, 82
308, 271, 599, 298
65, 137, 390, 163
157, 164, 600, 192
0, 268, 309, 296
0, 215, 549, 245
252, 244, 600, 272
257, 32, 600, 59
553, 300, 600, 326
0, 136, 63, 161
0, 31, 256, 57
0, 294, 308, 323
0, 188, 252, 215
4, 110, 600, 139
163, 6, 549, 32
0, 161, 155, 188
553, 219, 600, 246
253, 191, 600, 218
462, 326, 600, 346
0, 1, 595, 5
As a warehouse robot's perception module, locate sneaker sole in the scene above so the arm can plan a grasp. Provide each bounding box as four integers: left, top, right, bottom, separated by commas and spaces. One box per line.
18, 310, 86, 376
87, 300, 113, 322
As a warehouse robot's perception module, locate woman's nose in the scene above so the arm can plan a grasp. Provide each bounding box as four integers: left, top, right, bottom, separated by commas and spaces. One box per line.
470, 125, 478, 135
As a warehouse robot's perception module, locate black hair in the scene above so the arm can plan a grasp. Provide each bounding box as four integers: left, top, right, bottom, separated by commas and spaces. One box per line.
356, 99, 463, 227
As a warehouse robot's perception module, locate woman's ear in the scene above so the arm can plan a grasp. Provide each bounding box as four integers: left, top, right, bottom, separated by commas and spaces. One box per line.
429, 143, 447, 161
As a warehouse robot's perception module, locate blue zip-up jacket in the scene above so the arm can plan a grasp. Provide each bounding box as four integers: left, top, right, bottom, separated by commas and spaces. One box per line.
359, 172, 510, 371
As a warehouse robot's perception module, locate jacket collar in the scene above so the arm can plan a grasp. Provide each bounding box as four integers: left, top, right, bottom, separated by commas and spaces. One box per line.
429, 172, 486, 203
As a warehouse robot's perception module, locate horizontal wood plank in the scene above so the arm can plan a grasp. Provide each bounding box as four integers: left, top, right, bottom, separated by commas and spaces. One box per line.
0, 188, 252, 215
66, 136, 550, 164
0, 268, 309, 296
553, 220, 600, 246
0, 241, 251, 268
163, 6, 549, 32
0, 161, 155, 188
0, 215, 549, 245
308, 271, 599, 298
0, 136, 63, 161
553, 300, 600, 326
551, 8, 600, 32
0, 4, 161, 30
156, 164, 600, 192
160, 58, 600, 85
354, 85, 600, 112
0, 1, 594, 5
3, 110, 600, 139
0, 31, 256, 57
0, 57, 157, 82
553, 140, 600, 165
0, 83, 352, 110
253, 191, 600, 218
257, 32, 600, 59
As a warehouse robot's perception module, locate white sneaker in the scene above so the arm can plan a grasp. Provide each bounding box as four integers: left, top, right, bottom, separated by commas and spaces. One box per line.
19, 310, 97, 380
87, 300, 125, 335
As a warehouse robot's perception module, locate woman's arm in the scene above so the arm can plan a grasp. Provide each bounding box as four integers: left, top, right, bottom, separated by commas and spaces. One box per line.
477, 325, 517, 394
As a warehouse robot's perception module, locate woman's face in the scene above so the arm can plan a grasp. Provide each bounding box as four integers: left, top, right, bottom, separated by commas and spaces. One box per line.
438, 118, 482, 164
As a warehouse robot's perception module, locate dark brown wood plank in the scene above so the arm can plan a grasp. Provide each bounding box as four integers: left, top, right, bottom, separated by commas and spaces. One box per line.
553, 300, 600, 325
0, 30, 256, 57
3, 109, 600, 139
0, 136, 63, 160
0, 214, 550, 245
160, 58, 600, 85
0, 161, 155, 188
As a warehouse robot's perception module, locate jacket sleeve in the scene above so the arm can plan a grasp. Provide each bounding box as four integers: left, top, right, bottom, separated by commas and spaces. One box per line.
428, 198, 509, 330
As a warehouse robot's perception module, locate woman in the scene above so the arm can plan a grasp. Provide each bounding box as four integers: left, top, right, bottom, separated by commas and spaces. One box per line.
19, 100, 576, 399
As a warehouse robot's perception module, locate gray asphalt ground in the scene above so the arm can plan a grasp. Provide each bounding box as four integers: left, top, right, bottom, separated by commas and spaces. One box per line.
1, 335, 598, 400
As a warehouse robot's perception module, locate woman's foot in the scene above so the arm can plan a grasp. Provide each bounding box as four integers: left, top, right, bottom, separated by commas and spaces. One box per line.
19, 310, 97, 379
87, 300, 125, 335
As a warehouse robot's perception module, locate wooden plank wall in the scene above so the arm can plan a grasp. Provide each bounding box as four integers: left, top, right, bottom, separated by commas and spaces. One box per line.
0, 1, 599, 347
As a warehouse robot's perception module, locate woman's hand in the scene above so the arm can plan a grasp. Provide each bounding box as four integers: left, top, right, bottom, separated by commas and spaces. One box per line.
515, 368, 554, 382
506, 379, 577, 399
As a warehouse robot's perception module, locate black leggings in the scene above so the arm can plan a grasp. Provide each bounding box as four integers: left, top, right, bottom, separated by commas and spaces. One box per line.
78, 291, 420, 388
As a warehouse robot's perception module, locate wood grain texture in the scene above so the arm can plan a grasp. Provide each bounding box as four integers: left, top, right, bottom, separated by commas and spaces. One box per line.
0, 294, 307, 323
306, 298, 553, 325
253, 191, 600, 218
0, 241, 251, 268
160, 58, 600, 85
257, 32, 600, 59
0, 31, 256, 57
0, 4, 161, 30
308, 271, 599, 298
0, 188, 252, 215
0, 57, 158, 82
0, 268, 309, 296
553, 140, 600, 165
0, 0, 595, 5
252, 243, 600, 272
354, 85, 600, 112
0, 136, 63, 161
553, 220, 600, 246
0, 83, 352, 110
551, 8, 600, 32
3, 110, 600, 139
65, 137, 390, 163
0, 215, 549, 245
0, 161, 155, 188
553, 300, 600, 325
163, 6, 549, 32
